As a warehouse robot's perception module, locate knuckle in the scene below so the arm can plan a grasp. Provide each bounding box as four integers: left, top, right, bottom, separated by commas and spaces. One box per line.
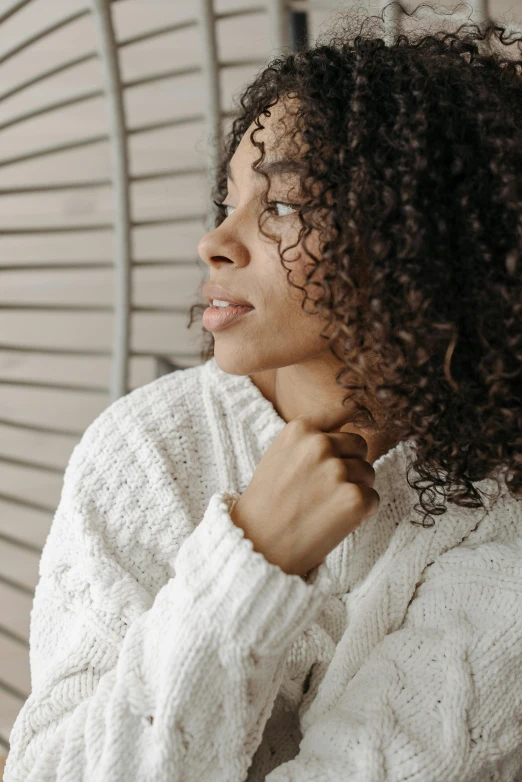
341, 483, 379, 517
335, 459, 349, 481
373, 488, 381, 513
338, 458, 375, 487
310, 433, 333, 458
284, 418, 309, 443
347, 483, 366, 513
291, 416, 312, 433
365, 487, 381, 516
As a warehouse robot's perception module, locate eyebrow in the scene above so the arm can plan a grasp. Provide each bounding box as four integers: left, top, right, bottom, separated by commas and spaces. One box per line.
226, 158, 303, 184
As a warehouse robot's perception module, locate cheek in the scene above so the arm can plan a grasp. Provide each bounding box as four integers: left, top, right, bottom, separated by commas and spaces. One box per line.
276, 294, 333, 353
260, 232, 325, 317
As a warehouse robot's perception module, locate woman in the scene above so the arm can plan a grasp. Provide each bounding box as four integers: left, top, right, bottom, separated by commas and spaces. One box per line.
5, 4, 522, 781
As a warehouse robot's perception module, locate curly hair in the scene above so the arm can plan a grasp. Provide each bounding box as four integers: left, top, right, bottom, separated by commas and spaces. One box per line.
188, 1, 522, 528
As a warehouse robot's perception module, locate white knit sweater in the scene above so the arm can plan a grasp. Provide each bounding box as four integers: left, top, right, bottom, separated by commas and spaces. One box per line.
4, 357, 522, 782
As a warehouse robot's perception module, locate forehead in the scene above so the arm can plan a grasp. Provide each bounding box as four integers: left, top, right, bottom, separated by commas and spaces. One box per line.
228, 96, 305, 181
226, 157, 304, 184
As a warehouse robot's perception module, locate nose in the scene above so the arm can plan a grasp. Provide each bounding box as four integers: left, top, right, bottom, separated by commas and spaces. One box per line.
197, 223, 250, 270
197, 233, 229, 267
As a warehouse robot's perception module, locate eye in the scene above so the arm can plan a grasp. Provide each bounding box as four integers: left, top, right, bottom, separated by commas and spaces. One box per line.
212, 200, 299, 218
268, 201, 300, 217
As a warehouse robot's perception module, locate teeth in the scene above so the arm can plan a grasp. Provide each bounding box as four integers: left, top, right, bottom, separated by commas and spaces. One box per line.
212, 299, 236, 308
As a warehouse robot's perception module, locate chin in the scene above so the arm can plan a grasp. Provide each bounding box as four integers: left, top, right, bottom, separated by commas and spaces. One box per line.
212, 344, 264, 376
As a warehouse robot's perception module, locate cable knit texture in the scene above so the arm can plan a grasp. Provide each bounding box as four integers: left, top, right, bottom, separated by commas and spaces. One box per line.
4, 356, 522, 781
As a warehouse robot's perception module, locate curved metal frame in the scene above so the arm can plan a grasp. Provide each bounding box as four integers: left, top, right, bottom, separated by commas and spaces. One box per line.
89, 0, 132, 401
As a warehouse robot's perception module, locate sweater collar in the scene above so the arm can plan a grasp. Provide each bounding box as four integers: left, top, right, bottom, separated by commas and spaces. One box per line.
205, 356, 417, 491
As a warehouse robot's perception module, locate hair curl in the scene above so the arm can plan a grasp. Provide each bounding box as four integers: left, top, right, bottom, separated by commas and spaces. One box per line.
189, 1, 522, 527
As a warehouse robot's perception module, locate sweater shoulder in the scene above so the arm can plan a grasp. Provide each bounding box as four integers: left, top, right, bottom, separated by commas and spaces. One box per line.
64, 362, 210, 482
41, 363, 213, 591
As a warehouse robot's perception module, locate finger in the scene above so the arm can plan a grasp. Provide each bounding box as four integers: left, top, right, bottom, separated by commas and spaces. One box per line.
337, 483, 381, 520
337, 457, 375, 488
326, 431, 369, 460
297, 403, 360, 437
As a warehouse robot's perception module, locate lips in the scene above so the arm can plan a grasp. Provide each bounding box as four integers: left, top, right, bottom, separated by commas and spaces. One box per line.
203, 281, 254, 308
202, 301, 255, 332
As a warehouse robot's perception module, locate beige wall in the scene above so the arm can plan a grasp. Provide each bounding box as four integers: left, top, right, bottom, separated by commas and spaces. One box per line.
0, 0, 519, 768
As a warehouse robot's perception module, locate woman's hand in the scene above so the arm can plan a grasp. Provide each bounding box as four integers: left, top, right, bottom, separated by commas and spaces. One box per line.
230, 405, 380, 578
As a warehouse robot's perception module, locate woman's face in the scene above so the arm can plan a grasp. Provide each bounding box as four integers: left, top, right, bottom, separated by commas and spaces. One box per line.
197, 99, 337, 378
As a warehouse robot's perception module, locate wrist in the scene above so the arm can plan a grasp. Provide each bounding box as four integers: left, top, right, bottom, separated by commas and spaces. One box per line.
230, 500, 301, 577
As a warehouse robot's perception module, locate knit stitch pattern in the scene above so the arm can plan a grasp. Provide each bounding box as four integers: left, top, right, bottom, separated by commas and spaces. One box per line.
4, 357, 522, 781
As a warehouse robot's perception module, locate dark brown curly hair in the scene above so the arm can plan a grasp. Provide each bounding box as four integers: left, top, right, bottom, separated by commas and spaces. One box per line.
188, 1, 522, 528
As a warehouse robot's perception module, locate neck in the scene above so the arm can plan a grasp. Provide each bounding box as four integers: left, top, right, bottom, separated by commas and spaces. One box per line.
249, 360, 400, 466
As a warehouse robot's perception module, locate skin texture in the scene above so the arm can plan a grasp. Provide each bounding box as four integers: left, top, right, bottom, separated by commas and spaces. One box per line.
197, 99, 399, 466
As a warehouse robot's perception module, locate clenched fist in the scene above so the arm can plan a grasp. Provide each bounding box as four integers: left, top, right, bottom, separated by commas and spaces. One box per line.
230, 405, 380, 578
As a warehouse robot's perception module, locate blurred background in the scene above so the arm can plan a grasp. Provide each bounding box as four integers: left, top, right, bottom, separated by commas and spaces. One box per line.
0, 0, 519, 775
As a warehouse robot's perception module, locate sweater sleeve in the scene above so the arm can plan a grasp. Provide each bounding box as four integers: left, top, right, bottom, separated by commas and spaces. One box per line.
4, 417, 333, 782
265, 497, 522, 782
